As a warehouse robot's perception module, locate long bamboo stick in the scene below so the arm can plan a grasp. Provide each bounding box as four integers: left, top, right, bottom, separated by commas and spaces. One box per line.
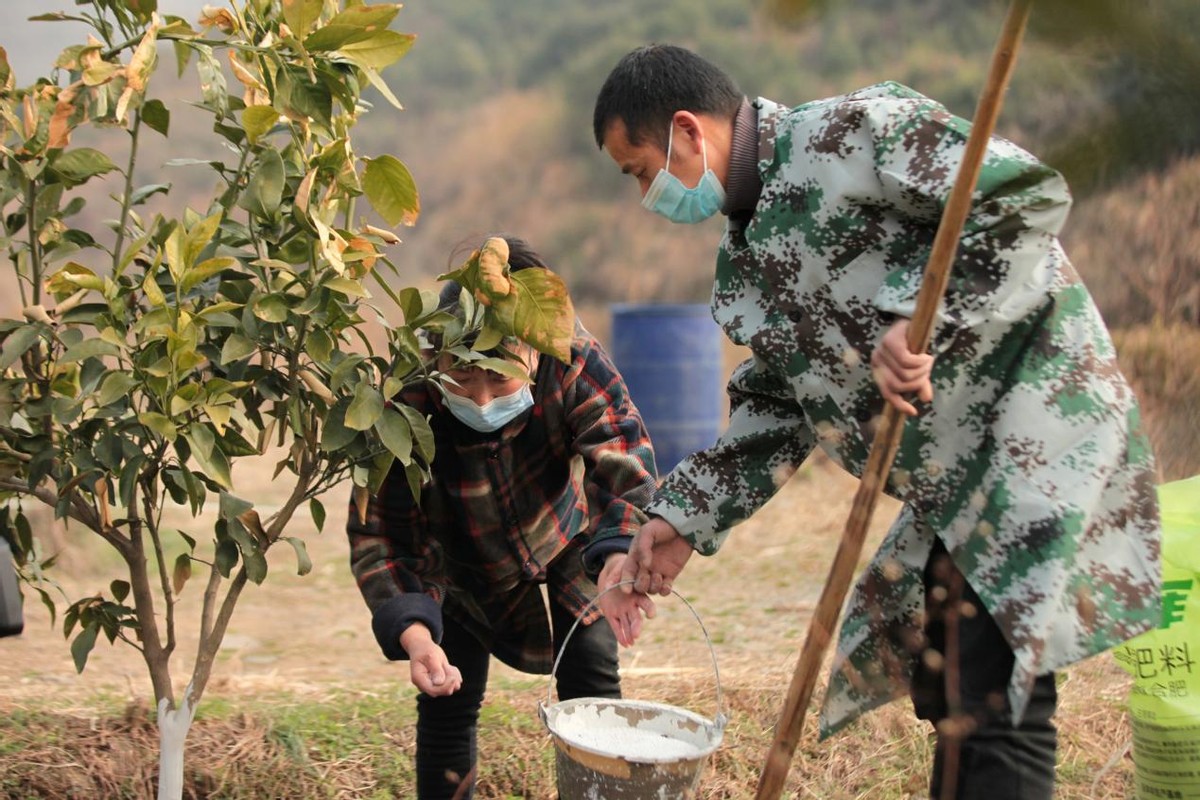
753, 1, 1035, 796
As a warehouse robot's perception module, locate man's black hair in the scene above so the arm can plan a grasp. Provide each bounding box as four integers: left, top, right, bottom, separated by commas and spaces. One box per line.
592, 44, 743, 152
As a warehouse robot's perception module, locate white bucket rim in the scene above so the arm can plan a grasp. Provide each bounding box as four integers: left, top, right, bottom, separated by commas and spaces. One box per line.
540, 697, 725, 765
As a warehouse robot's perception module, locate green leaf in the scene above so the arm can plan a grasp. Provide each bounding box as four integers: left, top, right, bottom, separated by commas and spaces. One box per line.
61, 338, 120, 364
283, 536, 313, 576
218, 490, 253, 520
397, 404, 434, 462
356, 63, 405, 111
404, 462, 425, 501
471, 357, 532, 382
309, 497, 326, 532
220, 332, 257, 364
345, 381, 384, 431
186, 425, 233, 490
328, 354, 364, 392
362, 449, 393, 495
253, 293, 290, 323
173, 40, 194, 77
139, 411, 178, 442
338, 30, 415, 70
71, 624, 99, 673
120, 454, 147, 508
142, 98, 170, 136
321, 400, 356, 450
275, 65, 333, 129
226, 518, 267, 583
0, 326, 43, 370
362, 155, 419, 227
305, 328, 333, 365
130, 182, 171, 206
374, 406, 413, 463
185, 211, 223, 270
50, 148, 119, 187
110, 580, 130, 603
398, 287, 425, 324
180, 256, 236, 295
282, 0, 324, 36
97, 372, 138, 406
303, 4, 399, 51
324, 276, 366, 298
242, 105, 280, 145
215, 537, 238, 577
194, 44, 228, 116
240, 148, 285, 220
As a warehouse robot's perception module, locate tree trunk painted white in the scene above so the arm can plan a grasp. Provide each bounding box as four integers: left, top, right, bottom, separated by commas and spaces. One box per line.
156, 683, 196, 800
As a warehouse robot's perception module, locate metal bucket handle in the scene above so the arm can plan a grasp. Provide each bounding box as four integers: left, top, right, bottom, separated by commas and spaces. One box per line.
546, 580, 726, 730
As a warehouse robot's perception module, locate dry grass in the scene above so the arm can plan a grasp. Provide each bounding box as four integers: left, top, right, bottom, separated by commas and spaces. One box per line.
0, 456, 1142, 799
1112, 323, 1200, 481
0, 658, 1134, 799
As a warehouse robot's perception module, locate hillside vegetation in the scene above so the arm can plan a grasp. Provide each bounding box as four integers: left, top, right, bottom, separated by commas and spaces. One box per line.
1, 0, 1194, 476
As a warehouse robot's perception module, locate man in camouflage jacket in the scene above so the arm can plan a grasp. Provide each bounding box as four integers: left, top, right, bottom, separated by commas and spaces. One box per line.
592, 44, 1161, 799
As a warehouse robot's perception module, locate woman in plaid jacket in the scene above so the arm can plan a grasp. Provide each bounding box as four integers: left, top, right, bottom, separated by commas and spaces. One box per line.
347, 235, 658, 799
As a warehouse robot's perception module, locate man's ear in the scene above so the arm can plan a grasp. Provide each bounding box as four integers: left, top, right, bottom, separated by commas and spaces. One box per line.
670, 110, 706, 157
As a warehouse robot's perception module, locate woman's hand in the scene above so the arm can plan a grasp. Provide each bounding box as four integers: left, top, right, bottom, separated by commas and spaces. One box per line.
870, 318, 935, 416
400, 623, 462, 696
597, 552, 656, 647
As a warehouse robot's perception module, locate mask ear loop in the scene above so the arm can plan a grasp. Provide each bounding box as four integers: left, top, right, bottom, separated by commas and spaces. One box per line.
667, 117, 708, 179
665, 121, 676, 173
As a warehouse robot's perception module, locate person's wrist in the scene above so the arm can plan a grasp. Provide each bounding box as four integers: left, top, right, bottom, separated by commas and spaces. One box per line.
399, 622, 433, 651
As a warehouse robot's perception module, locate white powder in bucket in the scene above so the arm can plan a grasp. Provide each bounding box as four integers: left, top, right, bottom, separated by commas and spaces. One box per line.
561, 725, 706, 760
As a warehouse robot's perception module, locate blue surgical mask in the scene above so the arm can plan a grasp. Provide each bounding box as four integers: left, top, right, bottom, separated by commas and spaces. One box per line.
443, 384, 534, 433
641, 123, 726, 224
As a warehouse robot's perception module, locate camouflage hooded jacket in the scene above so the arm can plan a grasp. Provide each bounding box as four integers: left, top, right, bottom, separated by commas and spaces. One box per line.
645, 82, 1162, 736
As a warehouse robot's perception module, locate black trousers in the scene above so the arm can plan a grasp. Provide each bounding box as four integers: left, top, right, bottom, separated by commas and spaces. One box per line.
911, 538, 1058, 800
414, 598, 621, 800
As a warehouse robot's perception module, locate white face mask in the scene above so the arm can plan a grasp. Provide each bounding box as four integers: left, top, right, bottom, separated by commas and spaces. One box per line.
442, 384, 534, 432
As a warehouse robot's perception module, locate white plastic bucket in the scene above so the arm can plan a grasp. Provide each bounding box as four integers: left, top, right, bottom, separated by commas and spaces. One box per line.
539, 586, 725, 799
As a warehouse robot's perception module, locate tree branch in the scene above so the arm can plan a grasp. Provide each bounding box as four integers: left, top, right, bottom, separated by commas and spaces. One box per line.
111, 113, 142, 275
190, 566, 249, 707
124, 479, 173, 705
142, 482, 176, 657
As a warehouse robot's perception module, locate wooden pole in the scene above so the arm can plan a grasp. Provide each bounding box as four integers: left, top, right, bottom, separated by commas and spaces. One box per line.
753, 1, 1035, 796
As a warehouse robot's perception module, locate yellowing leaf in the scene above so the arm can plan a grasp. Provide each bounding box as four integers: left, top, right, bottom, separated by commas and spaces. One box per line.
172, 553, 192, 595
282, 0, 324, 37
139, 411, 177, 442
125, 21, 159, 93
362, 155, 419, 227
180, 256, 236, 295
474, 237, 512, 307
242, 105, 279, 145
143, 270, 166, 307
509, 267, 576, 364
353, 485, 370, 525
198, 5, 239, 34
338, 30, 415, 70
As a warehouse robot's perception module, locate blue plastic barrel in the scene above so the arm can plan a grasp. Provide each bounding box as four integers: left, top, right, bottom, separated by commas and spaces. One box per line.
609, 304, 724, 475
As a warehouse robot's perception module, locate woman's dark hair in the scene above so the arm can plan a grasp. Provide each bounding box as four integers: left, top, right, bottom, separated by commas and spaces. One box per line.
592, 44, 743, 151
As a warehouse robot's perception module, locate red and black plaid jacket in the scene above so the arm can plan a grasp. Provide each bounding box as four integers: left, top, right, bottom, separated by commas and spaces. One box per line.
347, 326, 657, 673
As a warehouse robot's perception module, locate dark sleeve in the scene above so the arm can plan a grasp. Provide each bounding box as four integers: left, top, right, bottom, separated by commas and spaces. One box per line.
346, 455, 448, 661
557, 332, 659, 579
